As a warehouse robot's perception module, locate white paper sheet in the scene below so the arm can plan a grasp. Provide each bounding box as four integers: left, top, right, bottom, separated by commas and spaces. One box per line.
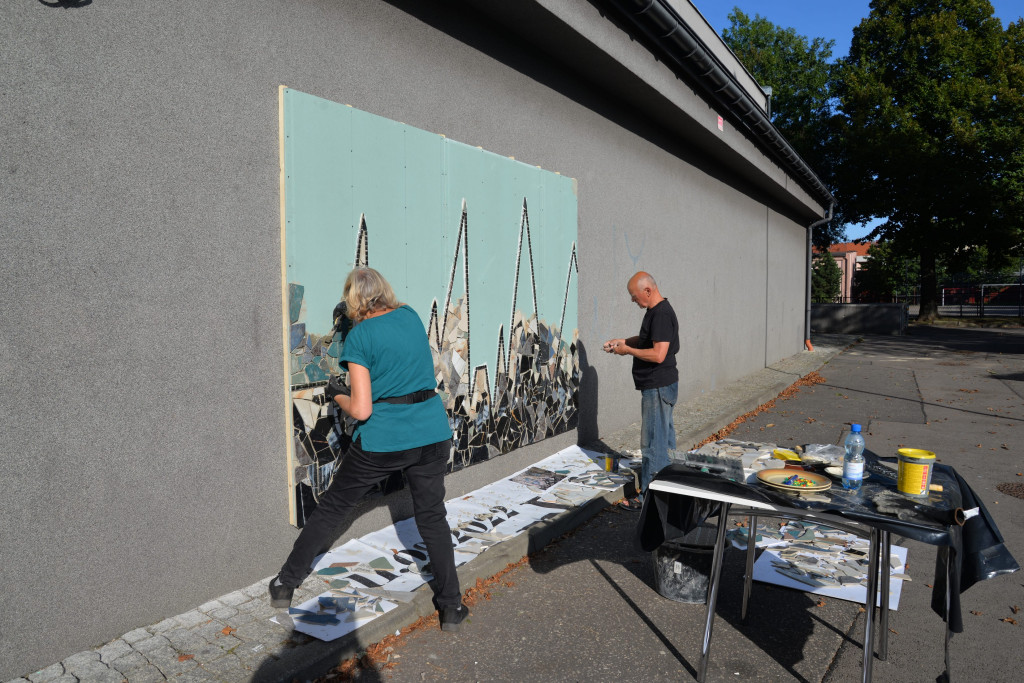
752, 544, 909, 610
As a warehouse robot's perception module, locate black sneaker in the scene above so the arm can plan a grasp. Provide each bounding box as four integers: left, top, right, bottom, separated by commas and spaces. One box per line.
268, 576, 294, 608
618, 495, 643, 512
439, 602, 469, 632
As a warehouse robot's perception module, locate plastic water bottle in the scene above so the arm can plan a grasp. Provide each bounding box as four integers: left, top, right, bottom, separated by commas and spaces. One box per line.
842, 424, 866, 490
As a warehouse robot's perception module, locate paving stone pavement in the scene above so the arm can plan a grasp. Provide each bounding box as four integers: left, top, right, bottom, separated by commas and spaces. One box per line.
4, 335, 855, 683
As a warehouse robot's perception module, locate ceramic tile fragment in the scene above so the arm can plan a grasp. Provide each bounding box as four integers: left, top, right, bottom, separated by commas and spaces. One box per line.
751, 522, 911, 609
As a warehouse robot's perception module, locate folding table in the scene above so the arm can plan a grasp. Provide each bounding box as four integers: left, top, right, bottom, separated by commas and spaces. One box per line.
638, 460, 1019, 683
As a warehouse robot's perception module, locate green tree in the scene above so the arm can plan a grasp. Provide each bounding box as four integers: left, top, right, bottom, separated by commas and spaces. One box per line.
722, 9, 845, 247
836, 0, 1024, 321
854, 240, 921, 300
812, 254, 843, 302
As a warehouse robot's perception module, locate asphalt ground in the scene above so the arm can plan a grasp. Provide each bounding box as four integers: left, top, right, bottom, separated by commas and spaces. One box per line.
341, 326, 1024, 683
9, 328, 1021, 683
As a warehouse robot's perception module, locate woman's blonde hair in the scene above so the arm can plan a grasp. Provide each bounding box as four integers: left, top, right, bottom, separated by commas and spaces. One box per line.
343, 267, 402, 322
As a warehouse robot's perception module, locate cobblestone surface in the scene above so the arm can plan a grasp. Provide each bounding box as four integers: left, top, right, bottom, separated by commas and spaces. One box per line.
4, 338, 852, 683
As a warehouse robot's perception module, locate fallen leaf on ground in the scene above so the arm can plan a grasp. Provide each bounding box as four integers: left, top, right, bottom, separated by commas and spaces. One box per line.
816, 598, 826, 607
970, 610, 984, 616
1000, 617, 1018, 625
178, 654, 194, 662
888, 628, 898, 634
221, 626, 236, 636
1012, 605, 1020, 614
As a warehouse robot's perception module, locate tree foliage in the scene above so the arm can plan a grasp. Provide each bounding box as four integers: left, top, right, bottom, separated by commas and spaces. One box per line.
836, 0, 1024, 320
722, 10, 845, 247
811, 254, 843, 302
854, 241, 921, 300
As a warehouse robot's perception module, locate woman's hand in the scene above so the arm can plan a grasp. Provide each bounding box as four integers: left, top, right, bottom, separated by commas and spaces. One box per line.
335, 363, 373, 421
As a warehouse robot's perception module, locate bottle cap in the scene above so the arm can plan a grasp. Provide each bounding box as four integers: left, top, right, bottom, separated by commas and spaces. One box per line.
851, 424, 862, 432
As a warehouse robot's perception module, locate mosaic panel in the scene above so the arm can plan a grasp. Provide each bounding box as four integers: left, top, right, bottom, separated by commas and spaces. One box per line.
281, 89, 579, 525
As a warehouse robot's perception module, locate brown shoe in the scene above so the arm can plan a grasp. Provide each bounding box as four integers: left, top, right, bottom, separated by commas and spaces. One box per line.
617, 496, 643, 512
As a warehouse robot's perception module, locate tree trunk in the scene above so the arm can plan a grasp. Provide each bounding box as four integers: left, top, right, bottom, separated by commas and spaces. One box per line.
918, 246, 939, 322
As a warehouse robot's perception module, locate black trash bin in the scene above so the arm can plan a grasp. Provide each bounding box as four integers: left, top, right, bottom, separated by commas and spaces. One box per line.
651, 523, 719, 604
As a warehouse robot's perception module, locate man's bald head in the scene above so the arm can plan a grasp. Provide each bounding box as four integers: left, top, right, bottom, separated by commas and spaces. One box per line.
629, 272, 657, 291
627, 271, 664, 309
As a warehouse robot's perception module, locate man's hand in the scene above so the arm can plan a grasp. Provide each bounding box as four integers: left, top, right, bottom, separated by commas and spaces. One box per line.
603, 338, 625, 354
323, 374, 351, 401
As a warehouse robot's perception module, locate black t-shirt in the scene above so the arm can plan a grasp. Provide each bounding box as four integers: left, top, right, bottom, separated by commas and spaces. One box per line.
631, 299, 679, 390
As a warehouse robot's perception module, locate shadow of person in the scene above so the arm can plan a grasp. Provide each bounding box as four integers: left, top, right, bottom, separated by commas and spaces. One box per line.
715, 548, 820, 683
575, 339, 600, 445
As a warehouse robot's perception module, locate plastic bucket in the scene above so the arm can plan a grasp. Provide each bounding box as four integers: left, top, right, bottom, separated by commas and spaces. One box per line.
651, 525, 718, 604
897, 448, 936, 497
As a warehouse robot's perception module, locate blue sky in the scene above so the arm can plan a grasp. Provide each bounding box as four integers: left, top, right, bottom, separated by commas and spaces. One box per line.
694, 0, 1024, 240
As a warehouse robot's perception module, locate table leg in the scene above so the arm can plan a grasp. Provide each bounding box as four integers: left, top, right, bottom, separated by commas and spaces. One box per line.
862, 528, 880, 683
944, 547, 953, 681
741, 514, 758, 623
698, 503, 732, 683
878, 531, 891, 661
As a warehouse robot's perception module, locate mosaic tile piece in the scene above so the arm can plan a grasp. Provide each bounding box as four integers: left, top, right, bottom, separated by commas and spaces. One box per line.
304, 363, 329, 383
290, 323, 306, 351
289, 283, 305, 325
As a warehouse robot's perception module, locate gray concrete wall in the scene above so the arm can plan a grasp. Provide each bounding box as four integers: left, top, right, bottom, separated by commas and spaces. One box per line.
767, 214, 813, 363
0, 1, 823, 676
812, 304, 909, 335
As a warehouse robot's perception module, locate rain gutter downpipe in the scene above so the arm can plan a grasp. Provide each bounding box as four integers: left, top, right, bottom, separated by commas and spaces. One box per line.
805, 203, 835, 351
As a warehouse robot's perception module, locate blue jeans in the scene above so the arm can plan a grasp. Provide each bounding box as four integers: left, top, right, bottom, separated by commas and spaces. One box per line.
640, 382, 678, 492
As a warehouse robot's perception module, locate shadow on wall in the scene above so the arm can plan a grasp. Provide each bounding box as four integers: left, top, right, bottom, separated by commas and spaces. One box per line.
575, 339, 599, 444
380, 0, 810, 223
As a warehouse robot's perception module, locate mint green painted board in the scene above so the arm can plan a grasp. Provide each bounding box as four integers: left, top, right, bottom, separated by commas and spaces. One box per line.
282, 88, 577, 390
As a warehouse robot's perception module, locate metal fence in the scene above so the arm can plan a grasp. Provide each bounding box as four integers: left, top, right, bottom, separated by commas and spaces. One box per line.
825, 283, 1024, 318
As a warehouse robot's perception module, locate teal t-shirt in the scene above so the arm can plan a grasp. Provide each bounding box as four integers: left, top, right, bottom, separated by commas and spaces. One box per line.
339, 305, 453, 452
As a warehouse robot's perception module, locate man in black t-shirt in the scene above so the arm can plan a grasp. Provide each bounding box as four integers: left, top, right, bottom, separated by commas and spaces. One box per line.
604, 271, 680, 511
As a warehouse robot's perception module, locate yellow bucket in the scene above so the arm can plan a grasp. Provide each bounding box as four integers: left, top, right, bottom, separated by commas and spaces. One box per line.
897, 448, 936, 497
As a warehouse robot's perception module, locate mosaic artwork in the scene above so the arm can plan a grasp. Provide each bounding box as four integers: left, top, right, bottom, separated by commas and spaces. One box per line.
281, 88, 580, 525
272, 446, 631, 641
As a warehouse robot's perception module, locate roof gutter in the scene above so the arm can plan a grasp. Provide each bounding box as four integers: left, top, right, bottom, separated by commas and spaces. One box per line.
602, 0, 835, 209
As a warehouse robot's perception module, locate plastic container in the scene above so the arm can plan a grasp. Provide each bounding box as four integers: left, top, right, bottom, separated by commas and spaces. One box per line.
897, 448, 936, 497
651, 525, 718, 603
842, 424, 866, 490
772, 448, 801, 462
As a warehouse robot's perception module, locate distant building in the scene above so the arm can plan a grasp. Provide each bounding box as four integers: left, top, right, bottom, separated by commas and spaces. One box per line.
827, 242, 874, 302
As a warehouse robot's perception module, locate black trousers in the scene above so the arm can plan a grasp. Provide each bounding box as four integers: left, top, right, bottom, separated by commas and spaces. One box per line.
278, 438, 461, 608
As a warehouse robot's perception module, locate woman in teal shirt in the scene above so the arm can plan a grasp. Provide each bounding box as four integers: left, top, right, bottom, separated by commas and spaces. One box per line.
270, 267, 467, 631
